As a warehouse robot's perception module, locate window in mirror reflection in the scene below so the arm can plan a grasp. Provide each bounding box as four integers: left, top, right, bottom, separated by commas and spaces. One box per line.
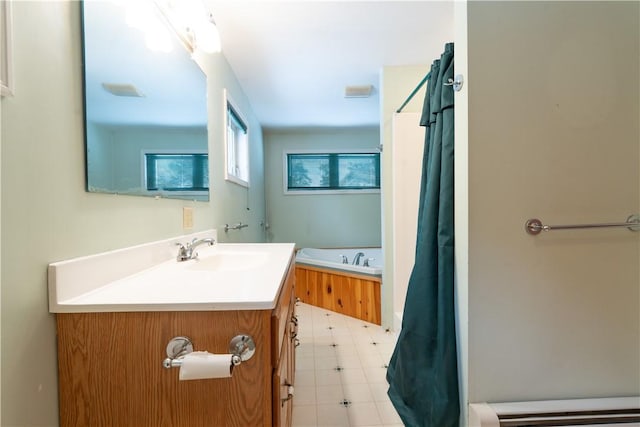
144, 151, 208, 195
224, 90, 249, 187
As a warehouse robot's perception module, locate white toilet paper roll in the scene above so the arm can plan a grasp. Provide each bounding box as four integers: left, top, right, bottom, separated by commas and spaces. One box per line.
178, 351, 233, 381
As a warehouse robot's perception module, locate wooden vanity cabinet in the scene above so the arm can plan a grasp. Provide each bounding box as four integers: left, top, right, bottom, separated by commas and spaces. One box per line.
56, 258, 296, 427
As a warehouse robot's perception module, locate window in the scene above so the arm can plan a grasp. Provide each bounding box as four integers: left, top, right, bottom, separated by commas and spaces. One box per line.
144, 152, 208, 192
285, 151, 380, 194
224, 90, 249, 187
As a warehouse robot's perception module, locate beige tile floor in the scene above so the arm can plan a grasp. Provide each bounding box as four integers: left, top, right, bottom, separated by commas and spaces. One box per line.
292, 303, 403, 427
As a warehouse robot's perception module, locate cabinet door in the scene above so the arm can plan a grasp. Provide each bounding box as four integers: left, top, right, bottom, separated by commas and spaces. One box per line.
273, 336, 293, 427
289, 302, 298, 384
272, 263, 294, 366
57, 310, 270, 426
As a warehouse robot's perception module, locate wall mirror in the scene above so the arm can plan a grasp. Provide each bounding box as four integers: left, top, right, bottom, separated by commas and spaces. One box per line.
81, 1, 209, 201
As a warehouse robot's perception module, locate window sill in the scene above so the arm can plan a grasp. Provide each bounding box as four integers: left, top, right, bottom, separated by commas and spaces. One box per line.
284, 189, 380, 196
225, 175, 249, 188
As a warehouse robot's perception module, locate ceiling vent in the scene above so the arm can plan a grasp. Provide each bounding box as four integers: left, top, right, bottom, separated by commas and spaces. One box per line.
102, 83, 145, 97
344, 85, 374, 98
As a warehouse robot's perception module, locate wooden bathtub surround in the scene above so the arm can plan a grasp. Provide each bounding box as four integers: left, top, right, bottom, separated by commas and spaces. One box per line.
295, 264, 381, 325
56, 260, 297, 427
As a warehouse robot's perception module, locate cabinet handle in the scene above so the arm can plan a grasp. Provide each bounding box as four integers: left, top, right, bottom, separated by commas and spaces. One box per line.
290, 317, 299, 338
281, 382, 294, 406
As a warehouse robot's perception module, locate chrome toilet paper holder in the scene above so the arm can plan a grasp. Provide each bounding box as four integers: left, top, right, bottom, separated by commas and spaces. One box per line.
162, 334, 256, 369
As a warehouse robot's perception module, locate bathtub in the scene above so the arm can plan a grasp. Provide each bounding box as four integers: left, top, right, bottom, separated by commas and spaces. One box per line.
295, 247, 383, 276
295, 247, 382, 325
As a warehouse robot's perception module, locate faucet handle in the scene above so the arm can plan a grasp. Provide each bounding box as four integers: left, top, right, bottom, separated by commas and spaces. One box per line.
175, 242, 190, 261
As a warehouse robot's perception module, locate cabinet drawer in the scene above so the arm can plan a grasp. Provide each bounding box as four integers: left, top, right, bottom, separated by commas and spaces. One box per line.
271, 259, 295, 366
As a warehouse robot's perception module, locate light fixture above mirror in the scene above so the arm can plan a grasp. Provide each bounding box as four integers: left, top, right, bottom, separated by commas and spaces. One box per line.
155, 0, 222, 54
118, 0, 222, 54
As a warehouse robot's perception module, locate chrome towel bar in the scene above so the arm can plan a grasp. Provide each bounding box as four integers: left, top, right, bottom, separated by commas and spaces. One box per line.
224, 222, 249, 232
525, 214, 640, 235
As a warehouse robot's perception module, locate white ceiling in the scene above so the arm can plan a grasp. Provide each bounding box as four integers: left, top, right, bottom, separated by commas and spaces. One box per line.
83, 1, 208, 127
204, 1, 455, 129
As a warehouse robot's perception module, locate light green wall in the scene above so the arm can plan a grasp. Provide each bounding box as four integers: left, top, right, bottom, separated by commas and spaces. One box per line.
0, 2, 264, 425
466, 1, 639, 403
264, 127, 381, 249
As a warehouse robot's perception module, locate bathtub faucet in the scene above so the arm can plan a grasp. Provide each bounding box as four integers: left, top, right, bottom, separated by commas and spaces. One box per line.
176, 238, 215, 262
340, 255, 348, 264
352, 252, 365, 266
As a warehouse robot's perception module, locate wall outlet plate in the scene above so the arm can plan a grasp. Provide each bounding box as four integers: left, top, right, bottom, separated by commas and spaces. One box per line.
183, 207, 194, 229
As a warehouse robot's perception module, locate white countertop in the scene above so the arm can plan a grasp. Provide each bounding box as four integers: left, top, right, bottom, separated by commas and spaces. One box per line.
49, 236, 295, 313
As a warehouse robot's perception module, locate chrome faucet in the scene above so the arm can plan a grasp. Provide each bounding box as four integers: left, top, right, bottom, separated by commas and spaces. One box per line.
352, 252, 365, 266
340, 254, 348, 264
363, 258, 374, 267
176, 238, 215, 262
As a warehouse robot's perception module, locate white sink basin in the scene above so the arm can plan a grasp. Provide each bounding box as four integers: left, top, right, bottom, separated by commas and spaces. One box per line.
48, 233, 295, 313
186, 249, 269, 272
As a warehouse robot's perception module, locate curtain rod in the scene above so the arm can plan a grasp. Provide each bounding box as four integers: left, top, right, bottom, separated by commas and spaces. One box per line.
396, 72, 430, 113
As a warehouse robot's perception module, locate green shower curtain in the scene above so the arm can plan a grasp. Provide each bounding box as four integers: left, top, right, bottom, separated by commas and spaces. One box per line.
386, 42, 459, 427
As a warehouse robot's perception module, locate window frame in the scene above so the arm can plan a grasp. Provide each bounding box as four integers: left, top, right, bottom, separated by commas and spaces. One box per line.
141, 149, 209, 197
283, 149, 381, 195
223, 89, 250, 188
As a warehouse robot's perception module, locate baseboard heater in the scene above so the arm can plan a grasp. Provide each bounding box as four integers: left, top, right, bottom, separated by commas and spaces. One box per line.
470, 397, 640, 426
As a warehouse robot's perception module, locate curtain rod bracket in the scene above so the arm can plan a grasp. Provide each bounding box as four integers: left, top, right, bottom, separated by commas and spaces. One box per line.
444, 74, 464, 92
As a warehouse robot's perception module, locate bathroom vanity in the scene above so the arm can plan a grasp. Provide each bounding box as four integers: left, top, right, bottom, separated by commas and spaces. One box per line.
49, 234, 297, 426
